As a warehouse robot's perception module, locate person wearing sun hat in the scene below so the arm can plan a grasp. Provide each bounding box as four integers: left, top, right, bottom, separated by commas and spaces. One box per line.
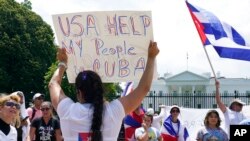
215, 80, 247, 137
160, 105, 189, 141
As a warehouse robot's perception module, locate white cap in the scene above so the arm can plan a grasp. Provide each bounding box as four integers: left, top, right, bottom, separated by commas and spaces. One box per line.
146, 108, 154, 115
32, 93, 44, 100
229, 98, 245, 109
170, 105, 180, 112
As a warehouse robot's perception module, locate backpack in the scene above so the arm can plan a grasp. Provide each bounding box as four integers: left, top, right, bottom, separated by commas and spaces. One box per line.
30, 107, 37, 121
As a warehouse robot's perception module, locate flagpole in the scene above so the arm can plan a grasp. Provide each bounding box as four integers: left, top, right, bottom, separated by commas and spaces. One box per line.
202, 45, 217, 80
186, 1, 217, 80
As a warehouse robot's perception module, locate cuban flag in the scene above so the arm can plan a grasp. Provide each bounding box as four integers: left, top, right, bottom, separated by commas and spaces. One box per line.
161, 115, 189, 141
121, 82, 134, 97
124, 108, 145, 141
186, 1, 250, 61
78, 133, 91, 141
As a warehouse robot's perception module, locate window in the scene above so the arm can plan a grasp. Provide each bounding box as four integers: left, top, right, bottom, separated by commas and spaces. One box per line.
197, 104, 201, 109
149, 91, 153, 96
212, 91, 216, 96
149, 103, 153, 108
184, 100, 190, 107
224, 91, 228, 96
159, 91, 163, 96
246, 91, 250, 97
173, 91, 177, 96
213, 104, 217, 108
197, 91, 202, 95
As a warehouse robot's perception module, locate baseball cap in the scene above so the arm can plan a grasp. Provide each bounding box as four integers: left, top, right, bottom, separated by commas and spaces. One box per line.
32, 93, 44, 100
146, 108, 154, 115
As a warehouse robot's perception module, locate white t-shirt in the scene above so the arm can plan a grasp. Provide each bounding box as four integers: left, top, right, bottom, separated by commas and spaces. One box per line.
0, 125, 17, 141
224, 107, 246, 135
57, 98, 125, 141
135, 126, 161, 141
171, 122, 178, 134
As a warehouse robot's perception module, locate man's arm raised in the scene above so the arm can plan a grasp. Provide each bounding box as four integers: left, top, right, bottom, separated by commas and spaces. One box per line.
215, 80, 226, 113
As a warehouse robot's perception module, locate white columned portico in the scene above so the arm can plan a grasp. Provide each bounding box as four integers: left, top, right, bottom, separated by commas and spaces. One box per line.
192, 85, 195, 94
178, 86, 182, 94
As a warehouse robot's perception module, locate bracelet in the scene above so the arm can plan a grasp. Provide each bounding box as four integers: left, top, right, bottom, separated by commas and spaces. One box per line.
58, 62, 67, 69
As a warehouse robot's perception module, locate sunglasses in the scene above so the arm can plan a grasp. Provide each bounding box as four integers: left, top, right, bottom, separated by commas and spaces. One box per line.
36, 97, 44, 100
171, 110, 180, 113
41, 107, 50, 111
5, 101, 21, 110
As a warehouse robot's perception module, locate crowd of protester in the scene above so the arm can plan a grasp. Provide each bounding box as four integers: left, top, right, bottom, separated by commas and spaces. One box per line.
1, 41, 249, 141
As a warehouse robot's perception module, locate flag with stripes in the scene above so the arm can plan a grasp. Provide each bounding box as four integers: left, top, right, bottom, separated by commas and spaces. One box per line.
124, 108, 145, 141
186, 1, 250, 61
121, 82, 134, 97
78, 133, 91, 141
161, 115, 189, 141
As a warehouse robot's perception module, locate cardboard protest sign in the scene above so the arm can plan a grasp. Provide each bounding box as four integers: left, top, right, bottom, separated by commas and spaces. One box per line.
53, 11, 155, 83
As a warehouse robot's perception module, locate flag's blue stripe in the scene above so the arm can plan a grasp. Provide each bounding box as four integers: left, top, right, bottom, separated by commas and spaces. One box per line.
124, 115, 141, 127
204, 39, 211, 46
186, 1, 199, 12
202, 23, 213, 34
214, 46, 250, 61
201, 11, 228, 40
231, 26, 246, 46
163, 115, 180, 136
78, 135, 82, 141
201, 22, 228, 40
184, 127, 189, 141
121, 82, 132, 97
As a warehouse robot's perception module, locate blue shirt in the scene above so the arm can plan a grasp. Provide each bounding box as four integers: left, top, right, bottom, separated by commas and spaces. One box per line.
197, 127, 229, 141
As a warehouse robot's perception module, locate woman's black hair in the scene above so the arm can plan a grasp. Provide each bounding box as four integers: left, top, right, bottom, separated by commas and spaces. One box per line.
75, 70, 104, 141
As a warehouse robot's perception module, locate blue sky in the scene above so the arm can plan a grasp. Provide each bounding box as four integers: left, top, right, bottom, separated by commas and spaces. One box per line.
16, 0, 250, 78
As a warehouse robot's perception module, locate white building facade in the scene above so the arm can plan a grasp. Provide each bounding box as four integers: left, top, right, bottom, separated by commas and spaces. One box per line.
136, 71, 250, 110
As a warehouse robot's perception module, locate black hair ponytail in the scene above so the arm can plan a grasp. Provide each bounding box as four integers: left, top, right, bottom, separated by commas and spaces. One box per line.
75, 70, 104, 141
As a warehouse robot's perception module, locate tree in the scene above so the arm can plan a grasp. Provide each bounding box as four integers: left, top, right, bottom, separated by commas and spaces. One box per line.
21, 0, 32, 10
0, 0, 122, 102
0, 0, 56, 100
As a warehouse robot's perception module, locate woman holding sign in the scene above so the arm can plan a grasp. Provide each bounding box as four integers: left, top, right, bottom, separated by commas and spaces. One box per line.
48, 41, 159, 141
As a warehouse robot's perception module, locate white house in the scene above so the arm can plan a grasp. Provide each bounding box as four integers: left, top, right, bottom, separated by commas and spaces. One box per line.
133, 71, 250, 110
150, 71, 250, 95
